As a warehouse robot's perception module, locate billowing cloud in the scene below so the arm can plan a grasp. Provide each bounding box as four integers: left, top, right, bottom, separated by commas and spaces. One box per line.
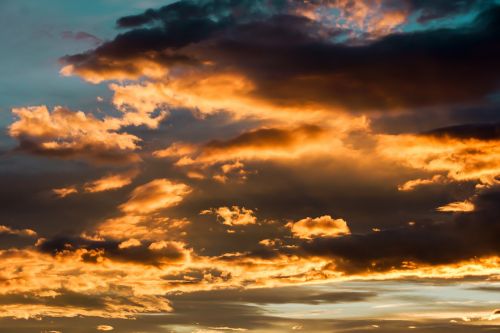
9, 106, 141, 164
61, 1, 500, 114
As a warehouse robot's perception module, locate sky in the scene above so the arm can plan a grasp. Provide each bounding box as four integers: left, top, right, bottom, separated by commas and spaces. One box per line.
0, 0, 499, 332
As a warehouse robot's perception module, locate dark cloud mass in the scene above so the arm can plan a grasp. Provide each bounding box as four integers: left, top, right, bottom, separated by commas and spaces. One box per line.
301, 186, 500, 273
62, 1, 500, 111
424, 122, 500, 140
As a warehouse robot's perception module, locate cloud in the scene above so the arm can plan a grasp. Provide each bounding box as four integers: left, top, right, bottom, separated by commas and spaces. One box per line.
37, 236, 190, 266
398, 175, 447, 191
61, 2, 500, 113
377, 131, 500, 186
118, 238, 141, 249
201, 206, 257, 226
3, 0, 500, 326
153, 124, 358, 169
287, 215, 351, 239
9, 106, 141, 164
95, 215, 189, 241
300, 186, 500, 273
97, 325, 114, 331
84, 170, 139, 193
119, 179, 192, 214
425, 122, 500, 141
52, 186, 78, 198
0, 225, 37, 238
437, 200, 475, 212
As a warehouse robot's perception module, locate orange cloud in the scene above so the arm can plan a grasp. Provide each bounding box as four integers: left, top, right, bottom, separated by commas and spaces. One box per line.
201, 206, 257, 226
287, 215, 351, 239
52, 186, 78, 198
153, 124, 365, 171
294, 0, 408, 39
378, 134, 500, 186
9, 106, 141, 164
118, 238, 142, 249
60, 58, 168, 84
84, 169, 138, 193
108, 71, 369, 126
92, 178, 191, 241
0, 225, 37, 237
437, 200, 475, 212
120, 179, 192, 214
95, 215, 190, 241
398, 175, 447, 191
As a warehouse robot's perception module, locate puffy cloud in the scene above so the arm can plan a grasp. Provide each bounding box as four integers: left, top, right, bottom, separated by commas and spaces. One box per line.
97, 325, 114, 331
201, 206, 257, 226
0, 248, 175, 319
377, 132, 500, 186
9, 106, 141, 164
118, 238, 141, 249
287, 215, 351, 239
119, 179, 192, 214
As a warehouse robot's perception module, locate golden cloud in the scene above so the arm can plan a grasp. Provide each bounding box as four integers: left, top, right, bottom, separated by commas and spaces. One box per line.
286, 215, 351, 239
437, 200, 475, 212
9, 106, 141, 164
0, 225, 37, 237
52, 186, 78, 198
201, 206, 257, 226
378, 134, 500, 186
120, 179, 192, 214
84, 169, 139, 193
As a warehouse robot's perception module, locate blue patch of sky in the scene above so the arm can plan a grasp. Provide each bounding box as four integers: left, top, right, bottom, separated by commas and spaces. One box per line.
0, 0, 176, 130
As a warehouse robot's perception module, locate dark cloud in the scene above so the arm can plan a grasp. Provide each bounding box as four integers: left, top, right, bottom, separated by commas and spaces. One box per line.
205, 125, 323, 150
424, 122, 500, 140
300, 186, 500, 273
61, 0, 283, 78
37, 237, 186, 266
63, 1, 500, 111
471, 286, 500, 292
168, 286, 376, 305
13, 139, 140, 165
210, 6, 500, 110
0, 291, 106, 309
